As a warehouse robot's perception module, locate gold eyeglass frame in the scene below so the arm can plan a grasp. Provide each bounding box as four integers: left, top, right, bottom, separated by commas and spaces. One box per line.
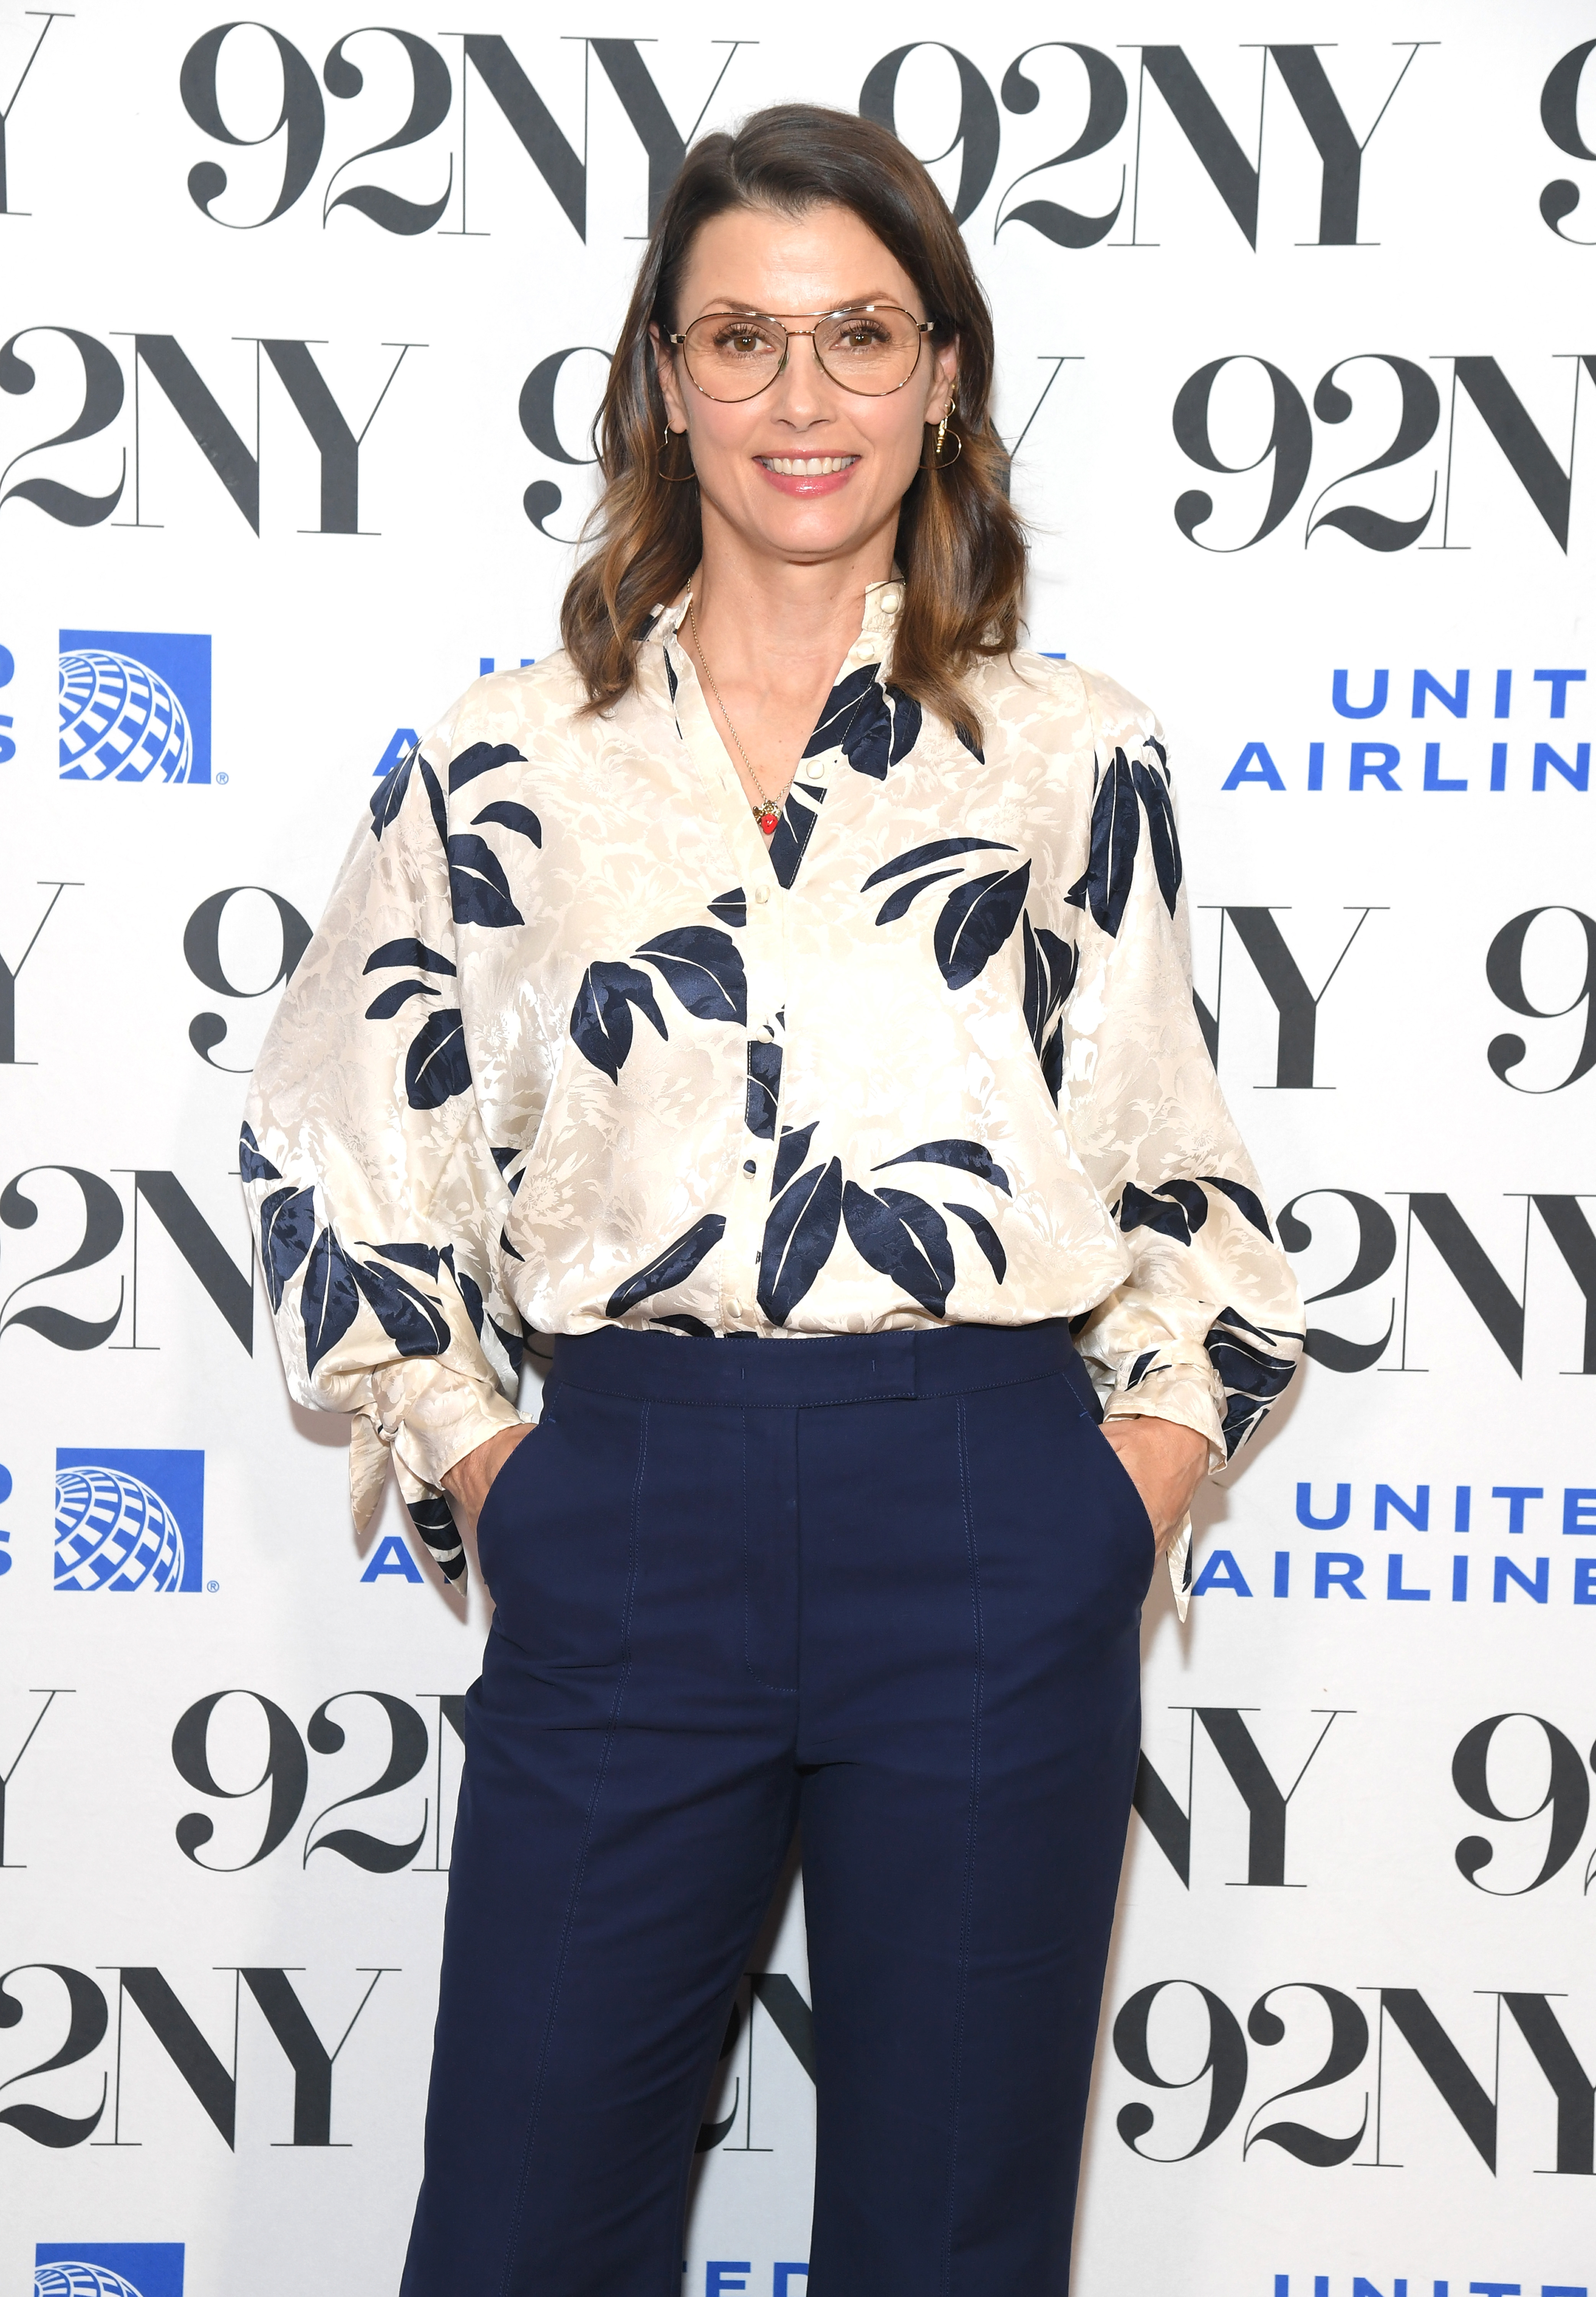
666, 304, 937, 402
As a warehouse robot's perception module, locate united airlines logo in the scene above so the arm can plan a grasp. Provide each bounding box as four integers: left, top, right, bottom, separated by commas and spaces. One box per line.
57, 630, 211, 784
53, 1450, 205, 1593
33, 2248, 184, 2297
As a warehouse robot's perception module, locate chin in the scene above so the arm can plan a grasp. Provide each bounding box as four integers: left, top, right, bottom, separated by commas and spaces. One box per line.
733, 487, 893, 562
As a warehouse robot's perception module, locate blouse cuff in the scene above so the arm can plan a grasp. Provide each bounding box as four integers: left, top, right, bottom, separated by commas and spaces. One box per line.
370, 1359, 525, 1496
1103, 1362, 1227, 1475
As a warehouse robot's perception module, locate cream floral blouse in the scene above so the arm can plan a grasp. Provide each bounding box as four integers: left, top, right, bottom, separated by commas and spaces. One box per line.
243, 579, 1304, 1611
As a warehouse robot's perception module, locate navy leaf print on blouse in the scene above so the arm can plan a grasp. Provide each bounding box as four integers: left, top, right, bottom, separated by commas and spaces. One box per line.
862, 836, 1015, 893
1022, 919, 1078, 1047
803, 664, 879, 756
873, 1139, 1011, 1195
570, 961, 668, 1082
652, 1312, 715, 1337
301, 1228, 361, 1372
933, 862, 1032, 991
1021, 917, 1079, 1104
418, 754, 449, 848
260, 1186, 315, 1310
635, 927, 747, 1025
769, 785, 827, 890
364, 979, 438, 1021
945, 1201, 1007, 1282
446, 834, 525, 929
452, 1263, 484, 1333
450, 1261, 523, 1371
842, 1183, 954, 1317
238, 1122, 281, 1184
746, 1041, 783, 1138
605, 1213, 727, 1320
364, 938, 455, 977
956, 723, 985, 763
708, 887, 746, 928
407, 1491, 461, 1562
449, 740, 525, 794
1065, 749, 1142, 938
886, 686, 922, 768
873, 869, 961, 926
759, 1158, 844, 1325
1132, 757, 1182, 916
830, 679, 923, 780
1117, 1178, 1211, 1245
472, 799, 542, 846
369, 1240, 445, 1277
1204, 1304, 1299, 1455
1204, 1174, 1273, 1238
352, 1257, 451, 1356
663, 647, 678, 702
771, 1121, 818, 1196
839, 682, 891, 776
369, 745, 417, 839
404, 1007, 471, 1109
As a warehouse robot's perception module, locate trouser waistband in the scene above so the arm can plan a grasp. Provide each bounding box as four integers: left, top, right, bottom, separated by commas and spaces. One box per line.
548, 1318, 1096, 1411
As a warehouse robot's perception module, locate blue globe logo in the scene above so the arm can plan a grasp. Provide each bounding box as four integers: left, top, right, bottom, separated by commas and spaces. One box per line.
58, 647, 194, 782
34, 2270, 146, 2297
54, 1466, 185, 1592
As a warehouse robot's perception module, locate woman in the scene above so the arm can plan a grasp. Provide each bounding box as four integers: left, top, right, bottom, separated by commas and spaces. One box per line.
244, 103, 1303, 2297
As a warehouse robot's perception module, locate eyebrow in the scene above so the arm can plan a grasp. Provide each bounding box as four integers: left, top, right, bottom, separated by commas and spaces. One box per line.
690, 292, 909, 317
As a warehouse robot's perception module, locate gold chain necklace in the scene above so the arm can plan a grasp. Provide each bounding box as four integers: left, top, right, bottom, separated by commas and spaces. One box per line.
689, 597, 785, 837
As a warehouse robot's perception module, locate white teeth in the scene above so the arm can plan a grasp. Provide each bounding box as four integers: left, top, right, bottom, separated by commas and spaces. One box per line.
762, 456, 856, 476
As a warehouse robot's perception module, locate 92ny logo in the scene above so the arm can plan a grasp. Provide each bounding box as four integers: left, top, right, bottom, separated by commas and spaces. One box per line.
0, 1960, 388, 2149
170, 1687, 465, 1873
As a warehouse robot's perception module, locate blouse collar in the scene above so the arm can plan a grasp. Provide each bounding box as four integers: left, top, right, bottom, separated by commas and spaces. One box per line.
641, 575, 904, 688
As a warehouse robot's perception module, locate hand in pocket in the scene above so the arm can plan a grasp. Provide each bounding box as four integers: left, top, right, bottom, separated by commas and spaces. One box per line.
442, 1422, 535, 1532
1099, 1415, 1209, 1554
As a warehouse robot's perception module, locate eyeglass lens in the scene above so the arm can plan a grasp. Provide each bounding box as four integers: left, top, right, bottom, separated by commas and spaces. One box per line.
681, 308, 925, 401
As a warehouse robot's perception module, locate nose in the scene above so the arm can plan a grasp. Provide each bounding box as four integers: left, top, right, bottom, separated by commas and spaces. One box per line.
767, 330, 833, 430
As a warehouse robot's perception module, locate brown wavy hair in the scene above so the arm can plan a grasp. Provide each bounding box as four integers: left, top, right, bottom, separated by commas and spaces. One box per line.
559, 103, 1026, 744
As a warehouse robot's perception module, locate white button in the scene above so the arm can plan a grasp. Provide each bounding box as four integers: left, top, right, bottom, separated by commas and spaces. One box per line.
881, 588, 901, 615
728, 1298, 743, 1318
809, 756, 828, 781
754, 885, 770, 905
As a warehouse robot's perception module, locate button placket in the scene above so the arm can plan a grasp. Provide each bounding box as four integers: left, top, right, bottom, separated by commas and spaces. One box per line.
724, 884, 788, 1330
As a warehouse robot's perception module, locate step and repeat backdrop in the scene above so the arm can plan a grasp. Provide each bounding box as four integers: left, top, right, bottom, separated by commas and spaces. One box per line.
2, 3, 1594, 2294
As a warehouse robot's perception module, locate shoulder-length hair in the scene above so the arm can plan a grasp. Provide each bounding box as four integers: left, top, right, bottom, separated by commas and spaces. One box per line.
560, 103, 1026, 743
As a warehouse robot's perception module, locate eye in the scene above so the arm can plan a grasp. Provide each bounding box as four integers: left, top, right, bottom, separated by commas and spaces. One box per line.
711, 324, 775, 356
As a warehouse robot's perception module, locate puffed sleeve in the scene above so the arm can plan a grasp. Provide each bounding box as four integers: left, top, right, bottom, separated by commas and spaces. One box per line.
240, 697, 525, 1583
1062, 675, 1305, 1609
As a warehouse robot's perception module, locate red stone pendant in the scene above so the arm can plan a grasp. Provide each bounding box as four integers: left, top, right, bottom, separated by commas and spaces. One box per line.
756, 806, 780, 835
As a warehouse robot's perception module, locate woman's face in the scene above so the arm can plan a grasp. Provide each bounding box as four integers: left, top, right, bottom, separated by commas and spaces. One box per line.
653, 200, 958, 573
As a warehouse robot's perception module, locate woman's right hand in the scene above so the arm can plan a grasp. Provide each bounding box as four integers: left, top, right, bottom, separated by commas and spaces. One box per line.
441, 1422, 535, 1530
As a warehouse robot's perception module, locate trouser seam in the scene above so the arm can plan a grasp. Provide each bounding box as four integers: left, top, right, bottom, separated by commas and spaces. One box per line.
495, 1400, 649, 2297
743, 1407, 800, 1694
941, 1394, 984, 2297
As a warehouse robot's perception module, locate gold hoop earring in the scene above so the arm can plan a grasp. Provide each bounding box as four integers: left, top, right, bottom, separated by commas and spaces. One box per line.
658, 424, 696, 484
927, 384, 961, 469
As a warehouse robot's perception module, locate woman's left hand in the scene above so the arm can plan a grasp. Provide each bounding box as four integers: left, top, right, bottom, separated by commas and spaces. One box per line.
1100, 1415, 1211, 1555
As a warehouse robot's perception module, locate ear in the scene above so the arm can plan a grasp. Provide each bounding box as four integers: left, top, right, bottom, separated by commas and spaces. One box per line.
926, 332, 960, 425
649, 323, 689, 434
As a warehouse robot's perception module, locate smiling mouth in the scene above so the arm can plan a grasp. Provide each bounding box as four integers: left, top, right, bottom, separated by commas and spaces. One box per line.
757, 455, 859, 476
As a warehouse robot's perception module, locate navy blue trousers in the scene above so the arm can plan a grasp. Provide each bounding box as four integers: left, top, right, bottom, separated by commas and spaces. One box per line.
400, 1321, 1152, 2297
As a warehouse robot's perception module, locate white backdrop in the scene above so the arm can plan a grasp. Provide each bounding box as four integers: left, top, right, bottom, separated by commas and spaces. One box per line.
3, 7, 1595, 2295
